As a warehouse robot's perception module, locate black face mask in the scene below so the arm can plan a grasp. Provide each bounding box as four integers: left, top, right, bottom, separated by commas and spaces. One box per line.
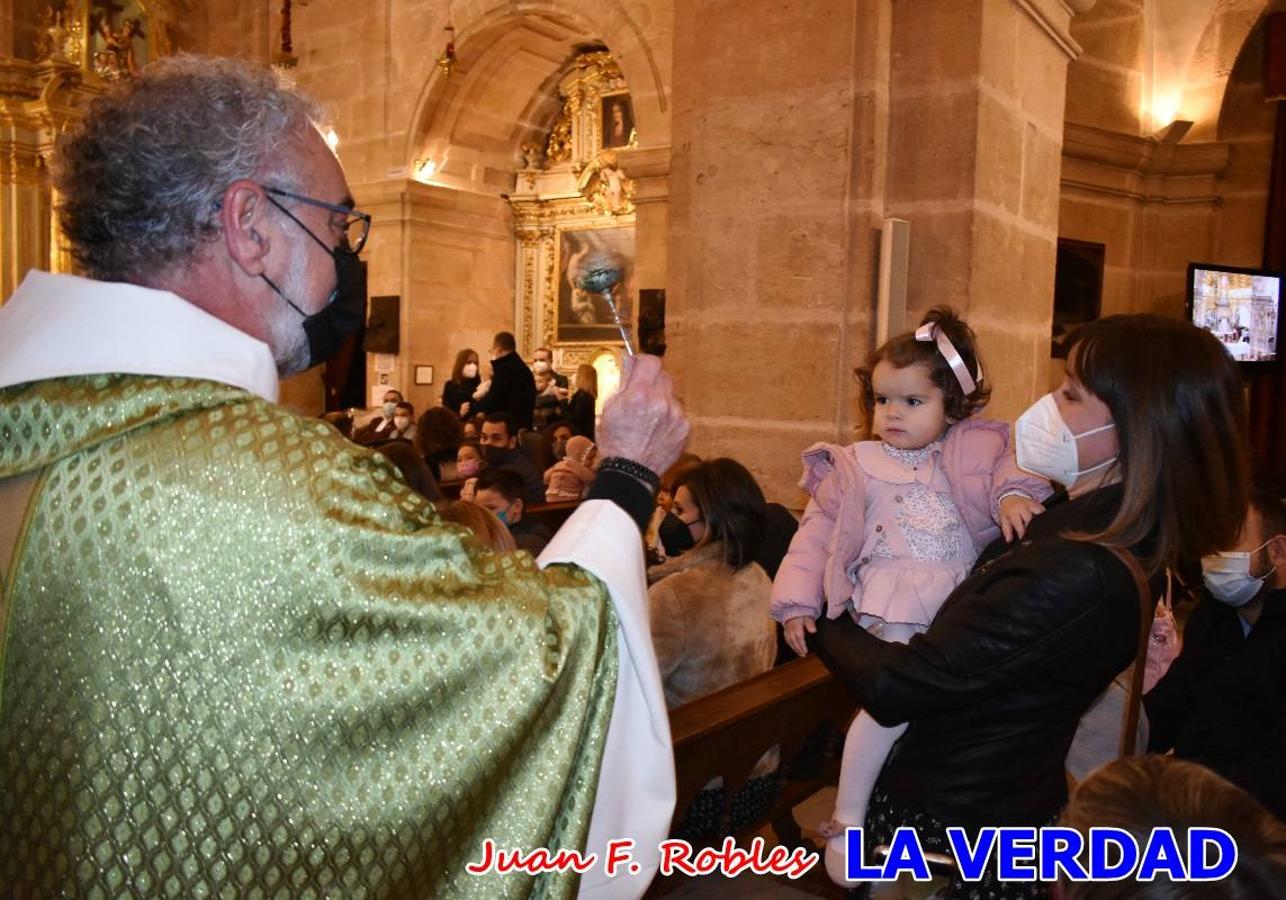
260, 193, 368, 368
299, 247, 366, 367
483, 444, 511, 467
659, 511, 696, 556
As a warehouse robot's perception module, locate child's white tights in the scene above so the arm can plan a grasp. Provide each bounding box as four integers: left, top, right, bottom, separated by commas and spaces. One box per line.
823, 620, 922, 887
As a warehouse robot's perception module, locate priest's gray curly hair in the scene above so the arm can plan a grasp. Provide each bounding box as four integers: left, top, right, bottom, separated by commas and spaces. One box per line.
53, 54, 323, 283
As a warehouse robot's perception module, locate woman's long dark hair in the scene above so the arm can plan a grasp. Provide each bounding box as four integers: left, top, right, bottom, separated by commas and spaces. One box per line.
1065, 314, 1249, 575
673, 458, 767, 569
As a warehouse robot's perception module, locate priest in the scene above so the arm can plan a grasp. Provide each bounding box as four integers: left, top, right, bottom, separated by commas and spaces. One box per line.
0, 55, 687, 899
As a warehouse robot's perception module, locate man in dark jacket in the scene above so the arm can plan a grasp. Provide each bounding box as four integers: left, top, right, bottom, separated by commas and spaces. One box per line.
1144, 491, 1286, 819
471, 331, 536, 431
479, 412, 545, 505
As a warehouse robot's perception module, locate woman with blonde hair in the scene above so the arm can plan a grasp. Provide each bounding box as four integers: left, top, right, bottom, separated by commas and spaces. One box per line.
568, 363, 597, 441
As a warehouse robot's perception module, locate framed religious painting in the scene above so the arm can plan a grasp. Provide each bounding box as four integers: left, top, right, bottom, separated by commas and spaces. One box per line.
600, 93, 636, 149
554, 226, 636, 346
86, 0, 164, 80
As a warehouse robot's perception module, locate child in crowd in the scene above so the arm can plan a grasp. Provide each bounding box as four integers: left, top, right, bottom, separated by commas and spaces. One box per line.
390, 402, 416, 440
544, 435, 598, 501
436, 500, 516, 554
770, 307, 1052, 886
456, 442, 483, 478
476, 468, 552, 555
456, 442, 483, 500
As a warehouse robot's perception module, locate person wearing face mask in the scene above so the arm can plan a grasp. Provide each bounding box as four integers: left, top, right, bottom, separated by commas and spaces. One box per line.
442, 347, 481, 419
0, 57, 694, 897
647, 459, 776, 708
532, 346, 569, 391
389, 402, 415, 440
479, 412, 544, 504
646, 458, 779, 841
353, 389, 404, 444
1142, 491, 1286, 819
645, 453, 703, 565
475, 467, 552, 556
808, 315, 1250, 899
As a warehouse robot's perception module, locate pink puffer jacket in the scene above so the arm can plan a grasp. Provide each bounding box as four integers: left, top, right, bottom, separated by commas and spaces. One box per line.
770, 418, 1052, 623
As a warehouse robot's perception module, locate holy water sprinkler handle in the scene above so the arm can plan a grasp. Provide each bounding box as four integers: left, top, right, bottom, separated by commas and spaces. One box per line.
576, 265, 635, 356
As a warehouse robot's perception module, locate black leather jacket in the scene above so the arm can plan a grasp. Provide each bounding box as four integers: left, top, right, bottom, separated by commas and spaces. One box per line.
812, 486, 1153, 829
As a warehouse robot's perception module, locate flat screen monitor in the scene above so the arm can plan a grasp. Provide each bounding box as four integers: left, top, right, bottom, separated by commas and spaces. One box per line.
1187, 262, 1281, 366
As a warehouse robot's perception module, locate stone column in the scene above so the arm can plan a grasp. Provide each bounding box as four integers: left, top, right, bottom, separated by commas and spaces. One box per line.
886, 0, 1089, 418
667, 0, 1089, 501
617, 145, 671, 304
666, 0, 893, 502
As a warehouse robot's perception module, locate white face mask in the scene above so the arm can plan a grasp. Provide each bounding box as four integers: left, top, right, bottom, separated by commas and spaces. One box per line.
382, 402, 398, 418
533, 360, 551, 374
393, 416, 411, 431
1202, 540, 1277, 607
1015, 393, 1116, 490
462, 362, 479, 379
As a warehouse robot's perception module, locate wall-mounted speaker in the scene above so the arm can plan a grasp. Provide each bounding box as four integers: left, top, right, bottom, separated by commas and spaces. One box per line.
876, 218, 910, 346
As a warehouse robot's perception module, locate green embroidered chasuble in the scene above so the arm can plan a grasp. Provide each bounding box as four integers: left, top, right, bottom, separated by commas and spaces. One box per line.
0, 374, 618, 898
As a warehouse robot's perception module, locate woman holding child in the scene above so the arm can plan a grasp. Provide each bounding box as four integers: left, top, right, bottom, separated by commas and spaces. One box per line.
775, 310, 1248, 898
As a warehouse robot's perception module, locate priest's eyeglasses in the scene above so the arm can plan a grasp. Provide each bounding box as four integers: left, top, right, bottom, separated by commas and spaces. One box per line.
262, 186, 371, 254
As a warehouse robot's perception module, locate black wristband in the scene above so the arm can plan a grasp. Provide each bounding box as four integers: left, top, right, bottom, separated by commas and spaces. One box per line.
597, 457, 661, 493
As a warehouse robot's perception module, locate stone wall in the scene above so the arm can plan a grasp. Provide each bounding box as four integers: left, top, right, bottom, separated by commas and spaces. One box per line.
665, 0, 889, 503
667, 0, 1081, 503
1058, 0, 1275, 341
886, 0, 1075, 420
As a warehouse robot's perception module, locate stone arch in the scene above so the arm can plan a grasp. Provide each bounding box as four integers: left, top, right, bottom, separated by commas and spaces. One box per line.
1182, 0, 1274, 139
1215, 12, 1278, 140
400, 0, 669, 188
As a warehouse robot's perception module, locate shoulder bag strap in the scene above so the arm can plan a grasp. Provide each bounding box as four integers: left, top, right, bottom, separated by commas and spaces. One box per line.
1096, 543, 1153, 756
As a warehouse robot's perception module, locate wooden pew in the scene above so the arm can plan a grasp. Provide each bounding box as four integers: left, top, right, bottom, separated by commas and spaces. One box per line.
438, 479, 465, 500
647, 655, 859, 895
521, 499, 581, 533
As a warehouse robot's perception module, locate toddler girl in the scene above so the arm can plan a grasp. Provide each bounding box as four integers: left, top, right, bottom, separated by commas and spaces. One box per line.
456, 442, 483, 501
770, 307, 1052, 886
544, 435, 597, 501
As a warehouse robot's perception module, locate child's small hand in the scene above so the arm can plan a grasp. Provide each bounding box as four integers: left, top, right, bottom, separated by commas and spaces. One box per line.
783, 616, 817, 657
999, 494, 1045, 542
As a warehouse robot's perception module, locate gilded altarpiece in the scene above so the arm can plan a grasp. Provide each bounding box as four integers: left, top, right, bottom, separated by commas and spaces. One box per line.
1, 1, 172, 301
509, 51, 637, 379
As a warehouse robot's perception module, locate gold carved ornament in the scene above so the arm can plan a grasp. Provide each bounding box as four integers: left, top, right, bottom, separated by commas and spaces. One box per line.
544, 109, 573, 165
577, 152, 635, 216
